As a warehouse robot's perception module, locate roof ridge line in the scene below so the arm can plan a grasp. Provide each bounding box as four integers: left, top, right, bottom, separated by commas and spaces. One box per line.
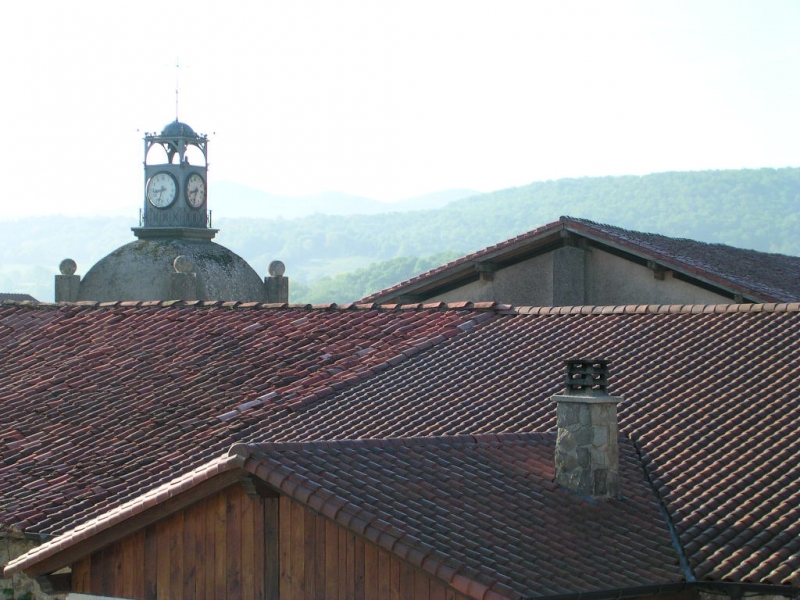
12, 299, 797, 315
8, 299, 511, 313
232, 431, 553, 456
507, 303, 800, 315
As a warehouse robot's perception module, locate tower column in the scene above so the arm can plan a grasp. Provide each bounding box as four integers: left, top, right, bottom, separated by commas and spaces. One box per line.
265, 261, 289, 303
55, 259, 80, 302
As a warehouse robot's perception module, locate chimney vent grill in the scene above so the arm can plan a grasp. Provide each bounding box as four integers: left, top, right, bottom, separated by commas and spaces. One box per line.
554, 358, 620, 498
564, 359, 609, 395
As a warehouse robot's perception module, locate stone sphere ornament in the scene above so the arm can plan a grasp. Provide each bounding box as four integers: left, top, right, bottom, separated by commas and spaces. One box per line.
268, 260, 286, 277
59, 259, 77, 276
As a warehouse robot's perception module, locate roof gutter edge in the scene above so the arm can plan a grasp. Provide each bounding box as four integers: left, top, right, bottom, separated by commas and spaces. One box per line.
523, 581, 799, 600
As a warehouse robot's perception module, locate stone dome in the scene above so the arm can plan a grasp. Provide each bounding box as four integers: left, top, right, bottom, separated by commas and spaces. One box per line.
161, 120, 197, 137
78, 239, 266, 302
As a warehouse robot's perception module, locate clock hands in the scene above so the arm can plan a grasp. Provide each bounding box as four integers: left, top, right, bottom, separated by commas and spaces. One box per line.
146, 172, 177, 207
147, 172, 205, 208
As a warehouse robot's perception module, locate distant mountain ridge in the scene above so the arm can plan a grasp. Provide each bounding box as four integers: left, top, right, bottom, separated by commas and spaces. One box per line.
1, 167, 797, 303
211, 183, 481, 219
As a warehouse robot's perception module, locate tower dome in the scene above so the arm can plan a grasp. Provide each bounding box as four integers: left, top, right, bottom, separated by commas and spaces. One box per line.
77, 239, 267, 302
160, 120, 197, 137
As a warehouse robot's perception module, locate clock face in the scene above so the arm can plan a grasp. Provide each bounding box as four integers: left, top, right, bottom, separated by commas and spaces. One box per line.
146, 172, 177, 208
185, 173, 206, 208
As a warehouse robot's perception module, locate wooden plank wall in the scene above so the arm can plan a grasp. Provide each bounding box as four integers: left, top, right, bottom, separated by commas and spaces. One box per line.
71, 484, 274, 600
70, 487, 472, 600
278, 496, 473, 600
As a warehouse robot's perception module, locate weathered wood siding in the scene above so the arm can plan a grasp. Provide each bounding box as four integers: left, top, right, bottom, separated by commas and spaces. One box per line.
278, 495, 472, 600
72, 484, 273, 600
71, 487, 472, 600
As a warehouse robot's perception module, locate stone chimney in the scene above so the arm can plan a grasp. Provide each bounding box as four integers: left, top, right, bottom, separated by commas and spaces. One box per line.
552, 359, 620, 499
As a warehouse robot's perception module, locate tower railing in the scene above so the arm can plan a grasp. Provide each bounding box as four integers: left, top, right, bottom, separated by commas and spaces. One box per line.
139, 209, 210, 228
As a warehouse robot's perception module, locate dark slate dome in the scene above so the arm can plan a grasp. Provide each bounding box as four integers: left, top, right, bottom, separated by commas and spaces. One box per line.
78, 239, 266, 302
161, 120, 197, 137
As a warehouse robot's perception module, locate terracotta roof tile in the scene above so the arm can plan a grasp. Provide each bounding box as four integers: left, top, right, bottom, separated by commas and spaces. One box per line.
245, 303, 800, 587
0, 301, 487, 536
4, 453, 242, 575
1, 301, 799, 591
231, 434, 681, 599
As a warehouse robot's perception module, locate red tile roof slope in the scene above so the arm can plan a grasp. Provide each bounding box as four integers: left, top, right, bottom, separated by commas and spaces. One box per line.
1, 302, 799, 590
241, 303, 800, 587
360, 216, 800, 303
6, 435, 683, 600
238, 435, 683, 599
4, 453, 242, 577
0, 300, 492, 537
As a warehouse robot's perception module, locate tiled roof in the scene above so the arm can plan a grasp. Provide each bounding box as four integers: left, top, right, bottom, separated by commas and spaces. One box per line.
0, 300, 492, 537
4, 453, 242, 577
5, 435, 683, 599
238, 303, 800, 587
1, 301, 799, 591
236, 435, 682, 599
0, 293, 38, 302
360, 216, 800, 303
569, 218, 800, 303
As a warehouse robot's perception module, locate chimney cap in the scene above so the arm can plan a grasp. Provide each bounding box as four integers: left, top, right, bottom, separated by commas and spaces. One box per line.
564, 358, 610, 396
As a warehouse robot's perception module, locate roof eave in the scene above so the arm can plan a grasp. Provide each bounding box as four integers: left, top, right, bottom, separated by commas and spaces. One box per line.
4, 456, 244, 578
366, 221, 567, 302
368, 216, 778, 304
561, 220, 773, 303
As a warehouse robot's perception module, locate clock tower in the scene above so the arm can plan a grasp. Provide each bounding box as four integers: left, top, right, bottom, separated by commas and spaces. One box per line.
133, 120, 218, 240
55, 117, 290, 304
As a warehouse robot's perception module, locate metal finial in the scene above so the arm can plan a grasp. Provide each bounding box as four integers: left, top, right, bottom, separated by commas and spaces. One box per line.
175, 57, 180, 122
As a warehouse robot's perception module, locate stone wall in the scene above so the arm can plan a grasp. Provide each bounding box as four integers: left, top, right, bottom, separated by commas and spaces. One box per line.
553, 395, 620, 499
1, 531, 64, 600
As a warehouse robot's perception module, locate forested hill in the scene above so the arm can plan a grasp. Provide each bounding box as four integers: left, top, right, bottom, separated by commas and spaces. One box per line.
2, 167, 798, 303
220, 167, 799, 289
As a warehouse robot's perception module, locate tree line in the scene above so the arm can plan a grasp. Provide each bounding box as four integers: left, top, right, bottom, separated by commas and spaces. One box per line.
2, 167, 797, 303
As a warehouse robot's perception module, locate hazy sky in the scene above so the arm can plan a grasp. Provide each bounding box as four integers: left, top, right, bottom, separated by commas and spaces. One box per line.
1, 1, 798, 218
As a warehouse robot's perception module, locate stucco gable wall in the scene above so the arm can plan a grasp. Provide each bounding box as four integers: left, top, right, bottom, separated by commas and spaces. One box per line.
429, 253, 554, 306
585, 248, 731, 305
424, 247, 732, 307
